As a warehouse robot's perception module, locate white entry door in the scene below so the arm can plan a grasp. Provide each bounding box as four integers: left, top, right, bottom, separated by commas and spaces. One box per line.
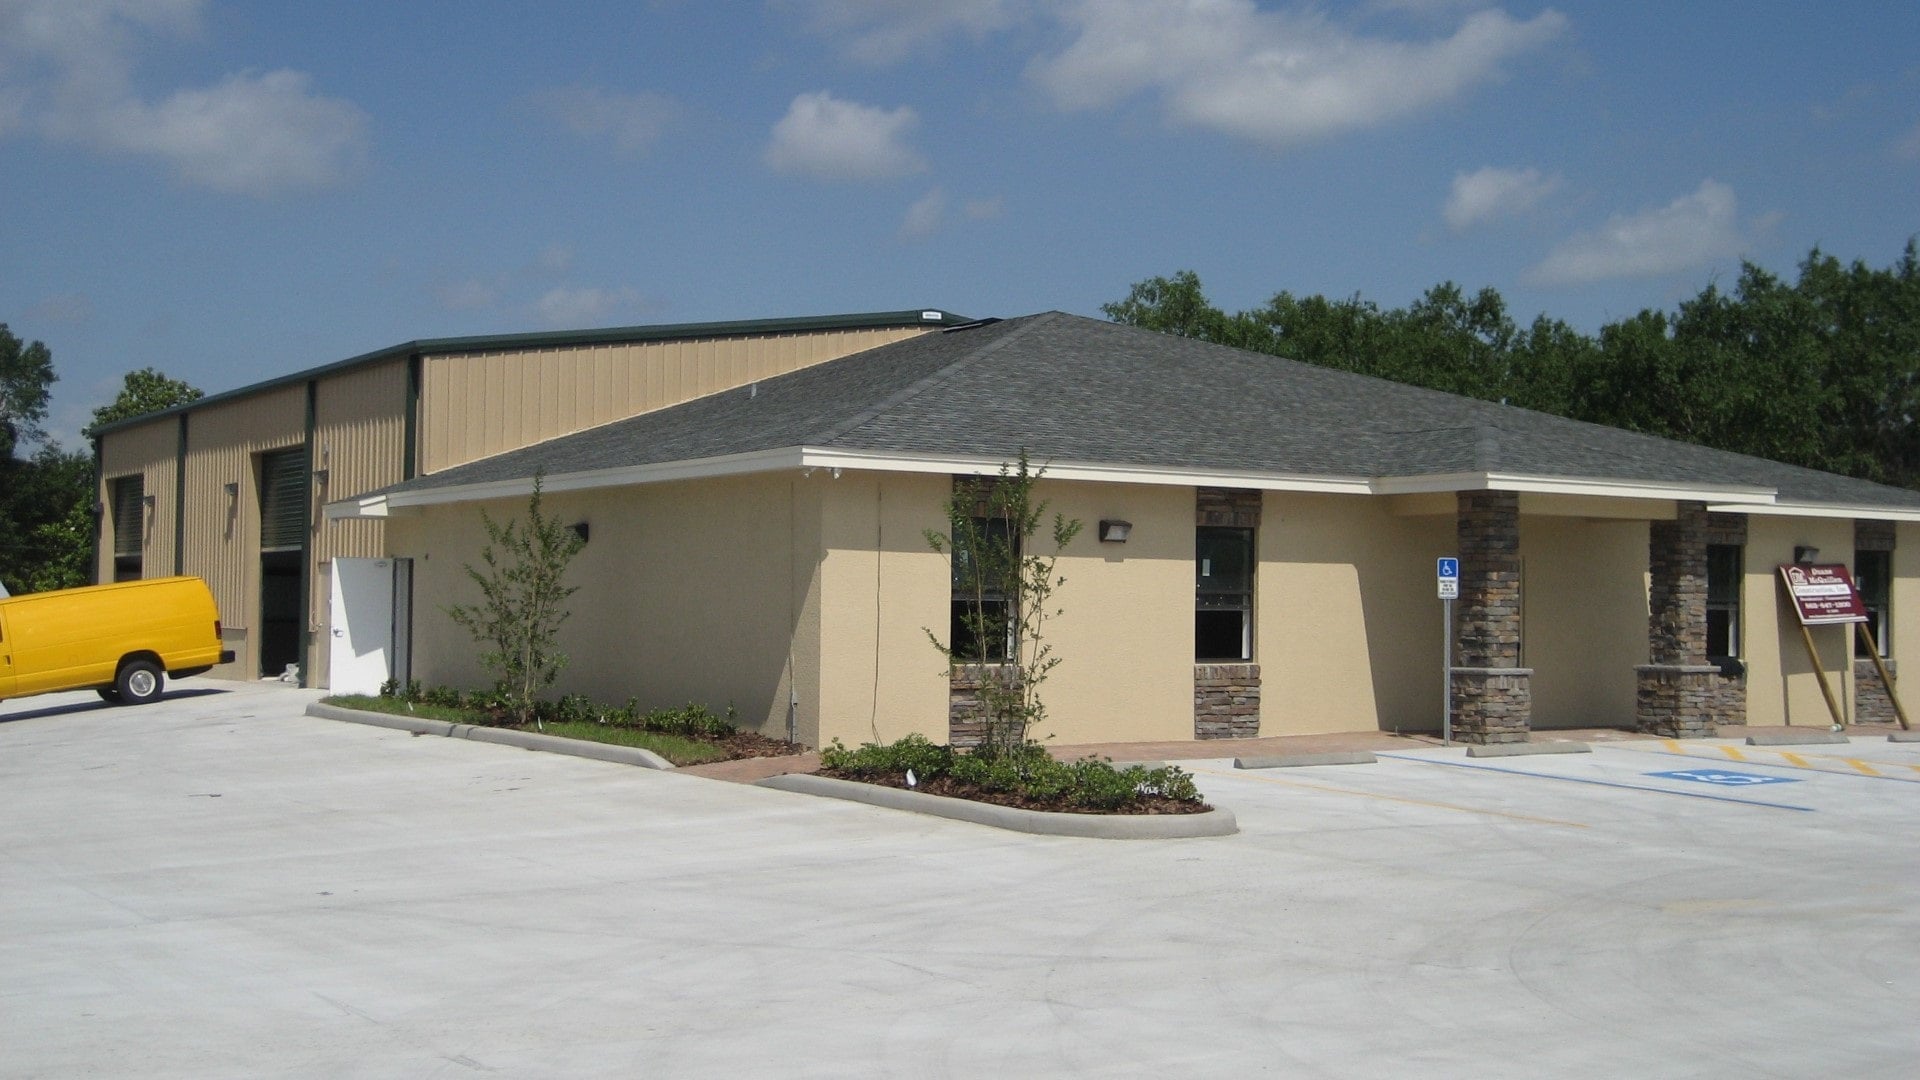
329, 557, 411, 694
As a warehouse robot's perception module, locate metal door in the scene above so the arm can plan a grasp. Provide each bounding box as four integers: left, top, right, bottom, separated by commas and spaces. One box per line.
328, 557, 409, 695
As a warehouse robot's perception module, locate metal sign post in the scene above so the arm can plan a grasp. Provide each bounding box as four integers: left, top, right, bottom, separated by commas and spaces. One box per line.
1438, 557, 1459, 744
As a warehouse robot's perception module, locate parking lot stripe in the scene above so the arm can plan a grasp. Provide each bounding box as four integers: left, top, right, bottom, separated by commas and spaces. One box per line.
1618, 741, 1920, 783
1717, 746, 1750, 762
1375, 755, 1817, 812
1187, 767, 1589, 828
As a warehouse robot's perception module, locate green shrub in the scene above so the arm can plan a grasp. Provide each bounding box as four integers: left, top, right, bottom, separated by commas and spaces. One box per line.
822, 736, 1203, 811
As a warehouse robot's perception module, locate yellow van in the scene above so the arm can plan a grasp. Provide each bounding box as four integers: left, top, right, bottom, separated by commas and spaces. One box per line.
0, 576, 233, 706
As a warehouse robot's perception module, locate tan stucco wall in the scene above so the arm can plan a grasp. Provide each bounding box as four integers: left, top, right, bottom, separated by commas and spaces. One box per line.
389, 474, 815, 739
1023, 480, 1195, 744
812, 473, 951, 748
1742, 516, 1856, 727
1260, 493, 1455, 735
1520, 516, 1649, 729
1891, 524, 1920, 717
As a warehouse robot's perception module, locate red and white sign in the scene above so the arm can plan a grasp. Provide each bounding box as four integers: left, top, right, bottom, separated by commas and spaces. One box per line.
1777, 564, 1869, 625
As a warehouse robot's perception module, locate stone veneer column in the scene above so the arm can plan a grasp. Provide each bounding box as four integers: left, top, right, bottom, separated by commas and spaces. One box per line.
1194, 488, 1262, 739
1451, 491, 1531, 743
1636, 501, 1720, 737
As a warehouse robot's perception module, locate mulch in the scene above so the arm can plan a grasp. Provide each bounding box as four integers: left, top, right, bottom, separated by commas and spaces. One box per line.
816, 769, 1213, 815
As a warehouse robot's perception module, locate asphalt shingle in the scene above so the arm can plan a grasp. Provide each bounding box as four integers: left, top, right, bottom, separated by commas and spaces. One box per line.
375, 311, 1920, 512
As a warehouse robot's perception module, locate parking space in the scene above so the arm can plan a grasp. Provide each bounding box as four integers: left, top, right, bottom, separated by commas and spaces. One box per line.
5, 686, 1917, 1078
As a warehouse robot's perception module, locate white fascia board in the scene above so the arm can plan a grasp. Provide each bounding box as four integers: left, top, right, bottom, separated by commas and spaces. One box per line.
792, 448, 1376, 494
1707, 500, 1920, 522
1371, 471, 1779, 504
324, 493, 390, 520
379, 447, 807, 511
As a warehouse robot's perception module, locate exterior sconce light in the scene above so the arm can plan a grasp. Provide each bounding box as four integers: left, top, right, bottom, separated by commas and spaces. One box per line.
224, 482, 239, 501
570, 522, 590, 545
1793, 545, 1820, 564
142, 494, 156, 508
1098, 519, 1132, 543
312, 468, 329, 488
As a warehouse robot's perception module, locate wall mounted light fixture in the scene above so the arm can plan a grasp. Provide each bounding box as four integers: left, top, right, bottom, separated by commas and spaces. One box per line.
1098, 519, 1132, 543
1793, 545, 1820, 564
570, 522, 590, 545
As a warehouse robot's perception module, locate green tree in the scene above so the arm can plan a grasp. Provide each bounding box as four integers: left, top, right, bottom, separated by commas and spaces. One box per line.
444, 475, 585, 727
0, 445, 92, 595
925, 453, 1083, 754
86, 368, 203, 438
1108, 241, 1920, 490
1, 323, 56, 458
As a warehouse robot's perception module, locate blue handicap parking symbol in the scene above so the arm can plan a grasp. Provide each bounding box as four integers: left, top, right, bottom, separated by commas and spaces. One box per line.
1646, 769, 1801, 787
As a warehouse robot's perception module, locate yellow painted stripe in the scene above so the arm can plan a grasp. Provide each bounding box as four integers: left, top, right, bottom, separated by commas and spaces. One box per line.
1844, 759, 1883, 776
1717, 746, 1748, 762
1781, 752, 1809, 768
1190, 767, 1588, 829
1664, 740, 1684, 753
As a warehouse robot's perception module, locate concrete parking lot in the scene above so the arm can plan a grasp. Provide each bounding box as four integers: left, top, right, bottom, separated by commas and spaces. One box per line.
3, 682, 1916, 1078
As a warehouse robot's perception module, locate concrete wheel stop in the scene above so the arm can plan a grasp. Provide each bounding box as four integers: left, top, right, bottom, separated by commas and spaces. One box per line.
1464, 740, 1592, 758
757, 773, 1238, 839
306, 701, 675, 770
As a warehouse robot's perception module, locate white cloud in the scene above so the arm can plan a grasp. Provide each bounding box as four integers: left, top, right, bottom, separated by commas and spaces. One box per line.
765, 91, 927, 181
1894, 119, 1920, 160
26, 291, 91, 324
535, 85, 679, 154
1443, 165, 1559, 231
899, 187, 946, 240
534, 286, 650, 327
1524, 180, 1749, 286
0, 0, 367, 196
776, 0, 1023, 64
1030, 0, 1565, 147
434, 278, 501, 312
964, 196, 1004, 220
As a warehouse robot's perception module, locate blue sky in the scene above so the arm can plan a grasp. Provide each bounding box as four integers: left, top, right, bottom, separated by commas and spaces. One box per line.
3, 1, 1916, 450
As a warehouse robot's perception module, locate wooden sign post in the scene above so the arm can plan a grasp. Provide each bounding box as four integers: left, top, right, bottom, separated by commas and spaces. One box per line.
1775, 563, 1897, 730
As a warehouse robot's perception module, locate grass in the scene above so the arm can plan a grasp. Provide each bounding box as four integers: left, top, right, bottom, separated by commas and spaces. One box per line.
321, 695, 731, 767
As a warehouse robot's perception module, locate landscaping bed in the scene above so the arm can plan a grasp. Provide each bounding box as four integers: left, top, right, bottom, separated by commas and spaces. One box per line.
323, 690, 802, 768
817, 735, 1212, 816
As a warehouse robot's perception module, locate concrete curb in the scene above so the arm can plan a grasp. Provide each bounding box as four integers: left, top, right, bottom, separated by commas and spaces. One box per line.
1889, 731, 1920, 743
1744, 729, 1849, 746
305, 702, 676, 770
1465, 741, 1592, 758
1235, 751, 1377, 769
756, 773, 1238, 839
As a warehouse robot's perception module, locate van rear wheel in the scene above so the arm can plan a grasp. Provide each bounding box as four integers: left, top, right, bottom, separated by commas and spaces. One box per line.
115, 660, 164, 705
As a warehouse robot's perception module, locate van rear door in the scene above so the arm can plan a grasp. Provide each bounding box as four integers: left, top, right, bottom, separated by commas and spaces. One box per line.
0, 606, 16, 700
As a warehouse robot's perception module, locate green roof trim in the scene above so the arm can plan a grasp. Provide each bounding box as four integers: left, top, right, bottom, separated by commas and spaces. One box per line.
90, 308, 973, 437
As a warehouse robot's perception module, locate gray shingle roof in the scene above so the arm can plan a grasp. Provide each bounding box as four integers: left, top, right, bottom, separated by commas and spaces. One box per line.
374, 311, 1920, 512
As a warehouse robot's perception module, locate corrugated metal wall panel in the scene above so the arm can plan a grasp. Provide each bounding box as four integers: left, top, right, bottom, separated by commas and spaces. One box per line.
97, 418, 177, 582
418, 325, 932, 473
308, 357, 407, 687
180, 385, 306, 642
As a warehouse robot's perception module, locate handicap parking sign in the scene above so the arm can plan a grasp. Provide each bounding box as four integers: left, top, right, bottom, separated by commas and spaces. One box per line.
1646, 769, 1801, 787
